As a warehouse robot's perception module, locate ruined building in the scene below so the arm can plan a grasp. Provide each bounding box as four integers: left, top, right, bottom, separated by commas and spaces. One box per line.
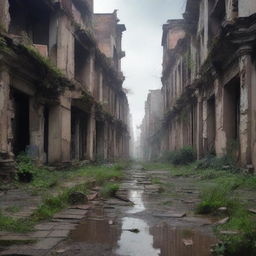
144, 0, 256, 170
0, 0, 130, 176
140, 90, 163, 161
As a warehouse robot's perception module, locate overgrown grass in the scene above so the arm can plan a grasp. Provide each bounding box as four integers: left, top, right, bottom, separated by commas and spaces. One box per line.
0, 212, 34, 233
0, 160, 127, 232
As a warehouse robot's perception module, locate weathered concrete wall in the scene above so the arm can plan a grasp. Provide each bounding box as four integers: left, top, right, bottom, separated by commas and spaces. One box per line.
239, 0, 256, 17
57, 15, 74, 79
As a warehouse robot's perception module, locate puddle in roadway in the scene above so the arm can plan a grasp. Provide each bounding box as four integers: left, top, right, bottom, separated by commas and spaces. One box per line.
70, 187, 217, 256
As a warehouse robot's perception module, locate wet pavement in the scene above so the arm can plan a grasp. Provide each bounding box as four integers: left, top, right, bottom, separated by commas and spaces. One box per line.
51, 165, 217, 256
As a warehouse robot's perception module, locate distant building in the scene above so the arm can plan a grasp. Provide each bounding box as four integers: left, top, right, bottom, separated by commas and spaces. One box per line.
140, 90, 163, 161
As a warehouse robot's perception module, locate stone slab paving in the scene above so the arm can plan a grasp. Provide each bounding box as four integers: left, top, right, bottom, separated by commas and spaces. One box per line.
0, 202, 90, 255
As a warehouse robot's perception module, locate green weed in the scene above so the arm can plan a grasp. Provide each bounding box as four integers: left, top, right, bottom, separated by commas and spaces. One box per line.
100, 183, 119, 198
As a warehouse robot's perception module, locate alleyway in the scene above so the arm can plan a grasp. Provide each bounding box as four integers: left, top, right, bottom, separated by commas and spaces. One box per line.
0, 165, 219, 256
53, 165, 217, 256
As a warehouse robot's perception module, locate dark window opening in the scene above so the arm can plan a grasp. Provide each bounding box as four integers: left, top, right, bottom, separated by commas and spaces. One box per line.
208, 0, 226, 42
96, 121, 104, 160
224, 76, 240, 143
207, 96, 216, 153
71, 107, 88, 160
9, 0, 50, 48
113, 47, 119, 71
74, 39, 90, 86
11, 90, 30, 156
44, 106, 49, 163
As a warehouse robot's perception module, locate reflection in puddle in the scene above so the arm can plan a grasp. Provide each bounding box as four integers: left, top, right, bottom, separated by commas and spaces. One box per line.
116, 217, 160, 256
128, 190, 145, 214
70, 219, 120, 246
115, 190, 160, 255
151, 223, 217, 256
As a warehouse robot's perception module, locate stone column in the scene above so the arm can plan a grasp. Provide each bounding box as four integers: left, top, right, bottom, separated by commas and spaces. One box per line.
0, 68, 10, 157
0, 0, 10, 32
215, 79, 226, 157
196, 95, 204, 159
238, 46, 253, 166
29, 98, 45, 163
48, 95, 71, 164
86, 105, 96, 161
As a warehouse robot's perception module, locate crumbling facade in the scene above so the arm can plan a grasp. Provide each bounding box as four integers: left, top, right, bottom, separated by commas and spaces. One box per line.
140, 90, 163, 161
147, 0, 256, 170
0, 0, 130, 176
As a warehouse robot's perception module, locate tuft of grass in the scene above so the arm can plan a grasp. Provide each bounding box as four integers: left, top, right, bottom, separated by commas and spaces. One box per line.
5, 206, 21, 214
75, 165, 123, 185
100, 183, 119, 198
196, 183, 235, 214
151, 177, 163, 184
0, 212, 34, 233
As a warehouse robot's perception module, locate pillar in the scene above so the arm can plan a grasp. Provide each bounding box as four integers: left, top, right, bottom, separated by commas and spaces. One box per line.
238, 46, 253, 166
0, 68, 10, 157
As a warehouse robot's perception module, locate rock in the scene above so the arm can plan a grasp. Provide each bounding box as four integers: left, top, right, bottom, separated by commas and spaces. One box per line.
182, 239, 193, 246
220, 230, 239, 235
217, 217, 229, 225
153, 212, 186, 218
69, 204, 91, 210
87, 192, 98, 201
68, 192, 87, 205
248, 208, 256, 214
218, 207, 228, 212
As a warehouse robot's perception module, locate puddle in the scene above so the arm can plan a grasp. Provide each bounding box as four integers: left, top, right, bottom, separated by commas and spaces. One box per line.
70, 179, 217, 256
151, 223, 217, 256
70, 219, 121, 246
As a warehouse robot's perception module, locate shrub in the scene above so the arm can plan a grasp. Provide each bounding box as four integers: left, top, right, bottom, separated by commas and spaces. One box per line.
196, 155, 240, 173
170, 146, 196, 165
16, 153, 36, 182
196, 184, 233, 214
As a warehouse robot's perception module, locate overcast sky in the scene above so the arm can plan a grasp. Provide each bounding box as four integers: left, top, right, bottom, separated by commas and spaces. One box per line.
94, 0, 185, 138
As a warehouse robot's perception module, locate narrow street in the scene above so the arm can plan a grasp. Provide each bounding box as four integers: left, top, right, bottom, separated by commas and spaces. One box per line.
50, 165, 216, 256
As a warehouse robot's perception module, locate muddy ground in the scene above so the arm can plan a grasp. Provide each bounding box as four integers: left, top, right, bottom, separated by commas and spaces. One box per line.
48, 165, 218, 256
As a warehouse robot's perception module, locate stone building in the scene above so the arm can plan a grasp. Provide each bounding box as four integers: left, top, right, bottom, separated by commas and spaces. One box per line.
0, 0, 130, 176
155, 0, 256, 169
140, 90, 163, 161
